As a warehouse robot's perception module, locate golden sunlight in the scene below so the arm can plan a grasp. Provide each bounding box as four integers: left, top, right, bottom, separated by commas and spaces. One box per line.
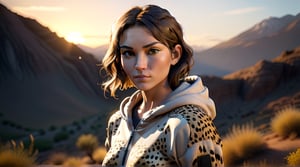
65, 32, 85, 44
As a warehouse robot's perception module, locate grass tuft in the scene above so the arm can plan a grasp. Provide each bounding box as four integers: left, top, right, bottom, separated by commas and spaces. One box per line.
76, 134, 99, 162
0, 135, 37, 167
271, 107, 300, 138
92, 146, 107, 164
223, 123, 265, 166
286, 148, 300, 166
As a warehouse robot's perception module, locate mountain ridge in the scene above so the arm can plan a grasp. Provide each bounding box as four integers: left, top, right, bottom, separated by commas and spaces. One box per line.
192, 12, 300, 76
0, 4, 112, 129
201, 45, 300, 134
224, 13, 300, 46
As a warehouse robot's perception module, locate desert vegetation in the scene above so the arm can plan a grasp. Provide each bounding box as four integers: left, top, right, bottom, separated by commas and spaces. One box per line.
271, 107, 300, 138
0, 107, 299, 167
222, 123, 265, 166
286, 148, 300, 166
1, 108, 300, 166
0, 133, 107, 166
0, 109, 109, 166
76, 134, 99, 163
222, 106, 300, 166
46, 152, 68, 165
92, 147, 107, 164
62, 157, 85, 167
0, 135, 37, 167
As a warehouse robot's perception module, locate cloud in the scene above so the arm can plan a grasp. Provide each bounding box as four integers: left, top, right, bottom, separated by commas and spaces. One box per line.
224, 7, 263, 15
204, 35, 225, 43
187, 34, 226, 48
13, 6, 66, 12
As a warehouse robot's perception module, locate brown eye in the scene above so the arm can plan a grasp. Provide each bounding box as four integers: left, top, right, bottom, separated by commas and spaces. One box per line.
148, 48, 160, 55
121, 50, 135, 58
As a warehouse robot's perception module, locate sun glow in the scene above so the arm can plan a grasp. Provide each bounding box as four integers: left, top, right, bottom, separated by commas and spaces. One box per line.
65, 32, 85, 44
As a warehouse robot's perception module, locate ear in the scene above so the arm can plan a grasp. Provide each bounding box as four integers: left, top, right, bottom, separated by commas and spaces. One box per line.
171, 44, 182, 65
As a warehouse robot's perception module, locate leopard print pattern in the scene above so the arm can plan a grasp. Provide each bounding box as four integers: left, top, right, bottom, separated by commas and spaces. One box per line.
173, 105, 223, 166
103, 112, 124, 166
103, 104, 223, 167
130, 126, 175, 167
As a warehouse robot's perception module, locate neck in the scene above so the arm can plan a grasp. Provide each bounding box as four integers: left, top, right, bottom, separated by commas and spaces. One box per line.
138, 86, 172, 115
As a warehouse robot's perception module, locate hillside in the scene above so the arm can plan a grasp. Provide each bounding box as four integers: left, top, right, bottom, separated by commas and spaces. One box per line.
192, 13, 300, 76
0, 3, 117, 138
202, 46, 300, 135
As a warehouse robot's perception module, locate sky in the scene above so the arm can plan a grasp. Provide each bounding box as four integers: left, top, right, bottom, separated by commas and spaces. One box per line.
1, 0, 300, 49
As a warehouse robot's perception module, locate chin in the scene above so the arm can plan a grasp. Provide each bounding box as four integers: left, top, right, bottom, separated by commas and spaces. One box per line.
135, 84, 152, 91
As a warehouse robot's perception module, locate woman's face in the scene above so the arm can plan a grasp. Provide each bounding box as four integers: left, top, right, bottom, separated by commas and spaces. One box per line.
119, 26, 179, 92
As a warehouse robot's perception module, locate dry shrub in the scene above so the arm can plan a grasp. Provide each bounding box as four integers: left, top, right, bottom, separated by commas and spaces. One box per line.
63, 157, 85, 167
271, 107, 300, 138
47, 152, 68, 165
222, 138, 239, 166
286, 148, 300, 166
92, 146, 107, 164
0, 150, 35, 167
76, 134, 99, 154
0, 135, 37, 167
76, 134, 99, 162
223, 123, 265, 166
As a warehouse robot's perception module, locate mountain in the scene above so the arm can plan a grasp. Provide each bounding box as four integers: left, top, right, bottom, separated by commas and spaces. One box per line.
201, 46, 300, 134
192, 13, 300, 76
77, 44, 107, 60
0, 4, 115, 131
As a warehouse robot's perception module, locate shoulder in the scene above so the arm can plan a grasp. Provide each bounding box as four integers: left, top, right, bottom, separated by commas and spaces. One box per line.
107, 110, 123, 133
107, 110, 122, 124
170, 104, 212, 122
170, 104, 221, 145
168, 104, 212, 131
167, 105, 223, 166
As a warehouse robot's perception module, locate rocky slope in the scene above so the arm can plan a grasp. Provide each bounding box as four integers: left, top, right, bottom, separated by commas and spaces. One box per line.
202, 46, 300, 135
0, 4, 114, 132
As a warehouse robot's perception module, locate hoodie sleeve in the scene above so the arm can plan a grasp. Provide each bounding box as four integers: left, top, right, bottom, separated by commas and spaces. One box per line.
169, 105, 224, 167
104, 111, 122, 150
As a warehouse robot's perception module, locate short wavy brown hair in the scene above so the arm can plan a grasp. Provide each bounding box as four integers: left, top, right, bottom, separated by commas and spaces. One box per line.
101, 5, 193, 97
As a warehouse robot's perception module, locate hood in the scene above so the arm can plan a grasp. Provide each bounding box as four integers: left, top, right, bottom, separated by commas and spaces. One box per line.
119, 75, 216, 129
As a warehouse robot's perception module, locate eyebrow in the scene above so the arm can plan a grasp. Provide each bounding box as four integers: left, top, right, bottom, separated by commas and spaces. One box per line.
119, 41, 161, 49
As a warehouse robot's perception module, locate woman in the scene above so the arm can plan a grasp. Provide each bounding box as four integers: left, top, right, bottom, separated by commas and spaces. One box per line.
101, 4, 223, 167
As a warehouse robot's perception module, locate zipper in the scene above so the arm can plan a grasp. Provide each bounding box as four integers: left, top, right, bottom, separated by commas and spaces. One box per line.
121, 119, 143, 166
121, 131, 134, 166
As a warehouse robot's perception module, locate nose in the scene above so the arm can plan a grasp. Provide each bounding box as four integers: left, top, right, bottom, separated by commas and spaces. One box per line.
135, 53, 147, 71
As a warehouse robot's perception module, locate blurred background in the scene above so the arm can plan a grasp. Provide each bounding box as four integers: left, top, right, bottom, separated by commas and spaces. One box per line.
1, 0, 300, 166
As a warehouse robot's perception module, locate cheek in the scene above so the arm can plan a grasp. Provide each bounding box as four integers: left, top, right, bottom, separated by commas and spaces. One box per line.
121, 58, 133, 74
151, 55, 172, 69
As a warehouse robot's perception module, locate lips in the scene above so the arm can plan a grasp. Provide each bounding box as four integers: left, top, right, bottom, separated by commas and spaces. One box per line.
133, 75, 150, 79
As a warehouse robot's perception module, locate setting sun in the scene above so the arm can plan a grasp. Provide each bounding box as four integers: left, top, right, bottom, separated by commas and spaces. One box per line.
65, 32, 85, 44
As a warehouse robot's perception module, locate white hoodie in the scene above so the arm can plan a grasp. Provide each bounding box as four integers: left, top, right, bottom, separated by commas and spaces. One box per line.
102, 76, 223, 167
